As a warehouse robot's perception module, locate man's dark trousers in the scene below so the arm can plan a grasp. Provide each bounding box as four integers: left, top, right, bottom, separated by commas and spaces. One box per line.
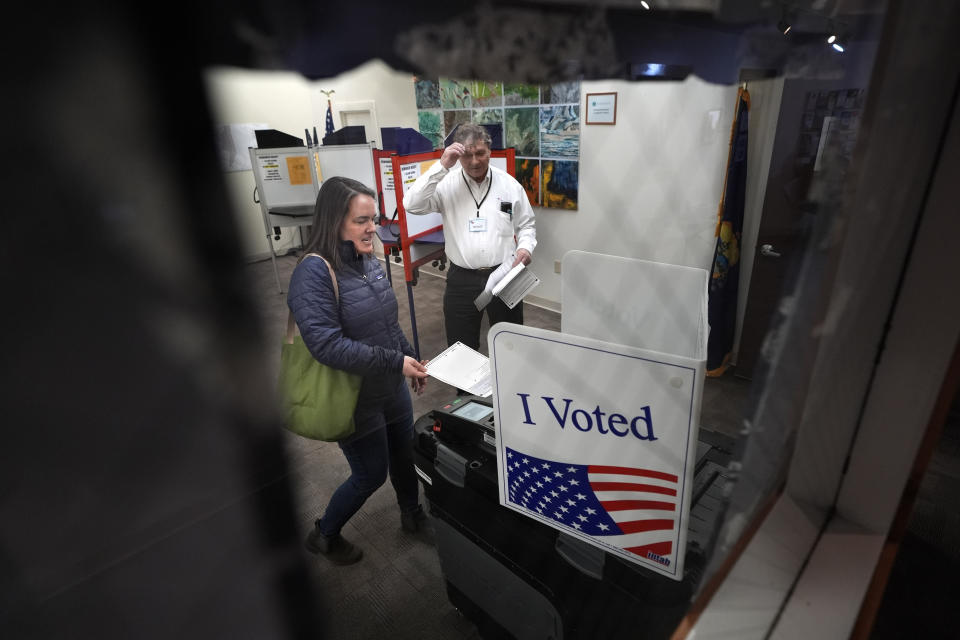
443, 262, 523, 351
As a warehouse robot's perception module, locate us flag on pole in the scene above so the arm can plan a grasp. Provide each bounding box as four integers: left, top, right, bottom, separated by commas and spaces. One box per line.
505, 447, 678, 565
325, 102, 335, 136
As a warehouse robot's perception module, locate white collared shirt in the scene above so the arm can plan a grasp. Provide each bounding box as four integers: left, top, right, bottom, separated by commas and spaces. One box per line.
402, 161, 537, 269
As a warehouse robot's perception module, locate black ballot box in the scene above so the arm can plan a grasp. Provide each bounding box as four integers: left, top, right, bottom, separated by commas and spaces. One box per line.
412, 396, 736, 640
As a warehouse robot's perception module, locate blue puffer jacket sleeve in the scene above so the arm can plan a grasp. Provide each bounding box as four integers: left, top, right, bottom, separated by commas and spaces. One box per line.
394, 322, 416, 360
287, 257, 405, 376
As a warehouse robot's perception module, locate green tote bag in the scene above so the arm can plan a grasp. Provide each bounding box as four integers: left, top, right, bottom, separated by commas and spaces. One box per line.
279, 255, 362, 441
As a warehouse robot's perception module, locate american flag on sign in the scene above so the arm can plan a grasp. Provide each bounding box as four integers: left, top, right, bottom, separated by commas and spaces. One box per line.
505, 447, 678, 563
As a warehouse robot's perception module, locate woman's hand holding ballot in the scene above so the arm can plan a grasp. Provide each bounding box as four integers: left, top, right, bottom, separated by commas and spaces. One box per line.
404, 356, 429, 396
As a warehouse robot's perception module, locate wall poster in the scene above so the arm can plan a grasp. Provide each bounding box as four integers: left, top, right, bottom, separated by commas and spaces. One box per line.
585, 92, 617, 125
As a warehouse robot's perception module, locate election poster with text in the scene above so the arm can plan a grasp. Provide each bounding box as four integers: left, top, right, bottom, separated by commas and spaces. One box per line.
489, 324, 702, 580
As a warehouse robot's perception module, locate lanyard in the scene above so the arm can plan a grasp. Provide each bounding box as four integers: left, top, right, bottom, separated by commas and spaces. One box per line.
462, 170, 492, 217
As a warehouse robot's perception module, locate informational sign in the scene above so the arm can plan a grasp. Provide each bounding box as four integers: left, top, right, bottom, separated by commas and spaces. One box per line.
286, 156, 311, 185
258, 155, 283, 182
379, 156, 397, 220
397, 158, 443, 237
399, 159, 438, 193
379, 157, 395, 191
251, 147, 319, 207
585, 92, 617, 125
489, 323, 702, 580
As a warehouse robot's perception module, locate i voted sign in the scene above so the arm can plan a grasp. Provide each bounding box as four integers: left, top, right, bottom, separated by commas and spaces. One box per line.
489, 324, 703, 580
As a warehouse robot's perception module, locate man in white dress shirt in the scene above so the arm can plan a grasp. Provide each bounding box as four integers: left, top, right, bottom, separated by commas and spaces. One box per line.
403, 123, 537, 353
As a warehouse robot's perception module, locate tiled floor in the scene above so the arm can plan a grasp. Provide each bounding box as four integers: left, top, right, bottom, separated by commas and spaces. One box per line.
245, 252, 753, 639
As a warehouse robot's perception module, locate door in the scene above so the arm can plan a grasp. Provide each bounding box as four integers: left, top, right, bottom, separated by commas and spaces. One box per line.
337, 100, 380, 148
736, 78, 870, 379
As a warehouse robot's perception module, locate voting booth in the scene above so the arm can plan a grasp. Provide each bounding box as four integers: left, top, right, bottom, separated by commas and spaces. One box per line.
377, 147, 517, 358
249, 142, 378, 292
388, 148, 516, 285
413, 251, 725, 638
490, 251, 709, 579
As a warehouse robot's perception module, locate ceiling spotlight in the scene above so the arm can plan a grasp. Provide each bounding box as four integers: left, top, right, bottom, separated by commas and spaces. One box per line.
826, 19, 839, 44
640, 1, 651, 9
832, 43, 845, 52
778, 19, 792, 34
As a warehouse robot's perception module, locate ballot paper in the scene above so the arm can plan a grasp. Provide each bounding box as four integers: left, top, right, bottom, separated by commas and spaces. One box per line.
473, 257, 540, 311
425, 342, 492, 397
491, 263, 540, 309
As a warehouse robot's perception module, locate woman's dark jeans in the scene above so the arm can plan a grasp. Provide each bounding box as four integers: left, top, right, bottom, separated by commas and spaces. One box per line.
317, 381, 419, 536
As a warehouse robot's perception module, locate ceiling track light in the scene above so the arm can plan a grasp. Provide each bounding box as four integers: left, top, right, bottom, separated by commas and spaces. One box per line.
640, 1, 651, 9
777, 5, 792, 35
826, 18, 847, 51
826, 18, 838, 44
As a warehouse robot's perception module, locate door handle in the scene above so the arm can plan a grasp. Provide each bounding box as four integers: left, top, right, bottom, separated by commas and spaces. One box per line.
760, 244, 781, 258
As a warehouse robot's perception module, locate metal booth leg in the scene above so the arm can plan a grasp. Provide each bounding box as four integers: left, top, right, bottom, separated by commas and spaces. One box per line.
406, 281, 420, 361
267, 230, 283, 294
384, 245, 393, 285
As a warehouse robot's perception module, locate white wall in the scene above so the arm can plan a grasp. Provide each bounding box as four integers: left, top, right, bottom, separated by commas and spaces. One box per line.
537, 77, 738, 306
203, 66, 779, 359
203, 67, 315, 258
203, 60, 419, 260
309, 59, 421, 144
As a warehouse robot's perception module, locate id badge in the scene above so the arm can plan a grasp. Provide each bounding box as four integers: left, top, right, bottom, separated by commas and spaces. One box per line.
469, 217, 487, 232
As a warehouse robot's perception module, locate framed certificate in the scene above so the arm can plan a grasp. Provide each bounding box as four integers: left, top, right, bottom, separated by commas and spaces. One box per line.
585, 92, 617, 125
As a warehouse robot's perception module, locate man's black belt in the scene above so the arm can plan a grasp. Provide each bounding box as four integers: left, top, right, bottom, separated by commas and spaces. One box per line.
451, 262, 499, 274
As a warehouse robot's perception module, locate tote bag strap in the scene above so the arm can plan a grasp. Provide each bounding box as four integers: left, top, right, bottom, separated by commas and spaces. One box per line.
284, 253, 339, 345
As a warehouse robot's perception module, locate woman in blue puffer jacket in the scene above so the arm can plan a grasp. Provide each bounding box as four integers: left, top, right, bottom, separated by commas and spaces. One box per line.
287, 176, 429, 565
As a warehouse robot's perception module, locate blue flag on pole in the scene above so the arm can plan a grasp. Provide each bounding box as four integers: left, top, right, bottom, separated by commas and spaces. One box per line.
325, 101, 335, 136
706, 87, 749, 376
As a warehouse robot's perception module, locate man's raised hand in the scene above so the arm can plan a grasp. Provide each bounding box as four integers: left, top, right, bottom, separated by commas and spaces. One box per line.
440, 142, 466, 169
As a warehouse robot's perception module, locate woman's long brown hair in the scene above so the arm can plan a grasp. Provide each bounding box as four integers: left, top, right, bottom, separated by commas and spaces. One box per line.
300, 176, 376, 271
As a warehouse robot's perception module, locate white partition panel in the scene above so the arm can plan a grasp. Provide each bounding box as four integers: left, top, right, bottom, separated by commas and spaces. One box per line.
315, 143, 378, 195
561, 250, 709, 360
